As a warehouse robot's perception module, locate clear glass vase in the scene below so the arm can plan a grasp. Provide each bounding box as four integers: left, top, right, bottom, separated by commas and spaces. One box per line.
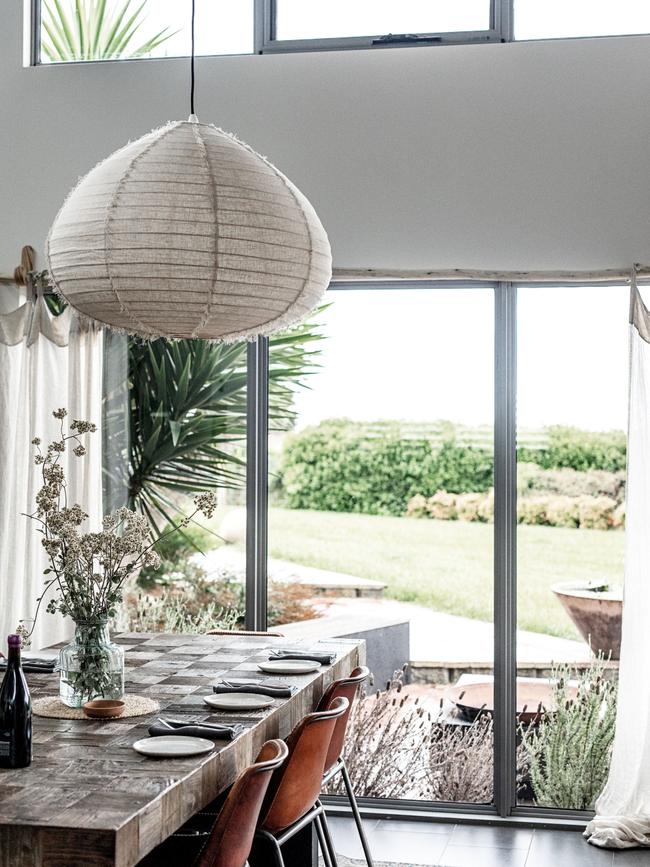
58, 618, 124, 708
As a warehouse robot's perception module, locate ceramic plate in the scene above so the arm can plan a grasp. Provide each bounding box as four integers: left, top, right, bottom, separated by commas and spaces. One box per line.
132, 736, 215, 758
257, 660, 320, 675
203, 692, 275, 711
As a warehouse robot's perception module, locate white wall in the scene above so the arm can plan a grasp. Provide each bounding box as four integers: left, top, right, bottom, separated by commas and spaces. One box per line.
2, 1, 650, 277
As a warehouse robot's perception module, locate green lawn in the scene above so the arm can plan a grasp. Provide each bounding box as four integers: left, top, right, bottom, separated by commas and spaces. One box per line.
268, 508, 625, 640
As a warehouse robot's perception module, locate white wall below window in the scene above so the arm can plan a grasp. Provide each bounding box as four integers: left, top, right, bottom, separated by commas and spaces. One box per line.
2, 2, 650, 276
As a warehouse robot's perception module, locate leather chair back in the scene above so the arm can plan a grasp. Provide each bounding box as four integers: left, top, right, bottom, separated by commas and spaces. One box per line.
197, 739, 288, 867
317, 666, 370, 774
259, 697, 350, 835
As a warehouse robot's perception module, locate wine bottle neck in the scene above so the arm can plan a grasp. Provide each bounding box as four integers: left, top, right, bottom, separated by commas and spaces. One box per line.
7, 646, 21, 666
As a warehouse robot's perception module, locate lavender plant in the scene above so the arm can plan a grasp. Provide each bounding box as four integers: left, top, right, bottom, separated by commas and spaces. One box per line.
520, 657, 617, 810
123, 591, 241, 635
329, 668, 527, 805
329, 667, 430, 799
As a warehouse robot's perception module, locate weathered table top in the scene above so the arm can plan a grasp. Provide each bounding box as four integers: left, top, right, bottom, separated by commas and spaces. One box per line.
0, 632, 364, 867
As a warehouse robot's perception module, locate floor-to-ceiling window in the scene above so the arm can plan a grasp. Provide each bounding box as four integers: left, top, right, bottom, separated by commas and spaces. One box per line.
515, 285, 626, 813
240, 279, 632, 820
267, 283, 496, 807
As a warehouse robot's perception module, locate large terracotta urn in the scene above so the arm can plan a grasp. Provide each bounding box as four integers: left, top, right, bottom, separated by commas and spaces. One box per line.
552, 582, 622, 659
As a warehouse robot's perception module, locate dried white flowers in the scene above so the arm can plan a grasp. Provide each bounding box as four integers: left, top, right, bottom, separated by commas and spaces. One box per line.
18, 408, 218, 640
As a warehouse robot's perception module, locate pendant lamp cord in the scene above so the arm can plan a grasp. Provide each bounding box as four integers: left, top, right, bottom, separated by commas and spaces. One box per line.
190, 0, 196, 116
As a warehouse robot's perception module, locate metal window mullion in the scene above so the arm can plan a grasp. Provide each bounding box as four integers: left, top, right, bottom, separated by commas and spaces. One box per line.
245, 336, 269, 631
493, 282, 518, 817
254, 0, 273, 54
27, 0, 41, 66
492, 0, 514, 42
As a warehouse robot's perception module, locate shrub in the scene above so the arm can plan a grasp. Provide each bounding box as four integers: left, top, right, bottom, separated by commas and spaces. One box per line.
612, 502, 626, 528
138, 520, 218, 588
124, 590, 240, 634
281, 420, 493, 516
517, 497, 550, 526
477, 488, 495, 524
544, 496, 580, 529
577, 495, 618, 530
456, 492, 487, 522
520, 657, 617, 810
426, 491, 457, 520
329, 667, 526, 804
405, 494, 428, 518
267, 582, 321, 626
133, 519, 320, 628
518, 426, 626, 473
410, 490, 622, 530
518, 462, 625, 504
325, 667, 428, 799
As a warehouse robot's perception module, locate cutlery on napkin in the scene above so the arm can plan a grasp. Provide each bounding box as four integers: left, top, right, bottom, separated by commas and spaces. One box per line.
269, 649, 336, 666
148, 718, 244, 740
213, 679, 297, 698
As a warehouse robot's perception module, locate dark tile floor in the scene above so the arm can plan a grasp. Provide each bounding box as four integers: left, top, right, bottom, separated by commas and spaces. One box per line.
327, 816, 650, 866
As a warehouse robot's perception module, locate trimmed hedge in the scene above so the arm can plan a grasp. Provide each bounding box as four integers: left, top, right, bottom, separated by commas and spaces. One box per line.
280, 420, 492, 516
517, 462, 625, 503
279, 420, 626, 517
407, 490, 625, 530
518, 426, 626, 473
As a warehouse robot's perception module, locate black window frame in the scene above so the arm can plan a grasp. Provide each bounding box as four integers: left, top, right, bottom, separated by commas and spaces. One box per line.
255, 0, 512, 54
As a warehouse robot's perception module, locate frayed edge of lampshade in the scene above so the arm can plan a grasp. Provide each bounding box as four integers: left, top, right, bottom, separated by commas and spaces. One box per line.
52, 269, 330, 344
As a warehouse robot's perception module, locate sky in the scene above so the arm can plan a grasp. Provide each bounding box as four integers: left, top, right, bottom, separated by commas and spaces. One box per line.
292, 286, 633, 433
46, 1, 650, 60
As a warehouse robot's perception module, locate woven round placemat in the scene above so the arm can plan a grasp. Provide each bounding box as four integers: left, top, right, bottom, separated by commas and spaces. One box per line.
33, 694, 160, 720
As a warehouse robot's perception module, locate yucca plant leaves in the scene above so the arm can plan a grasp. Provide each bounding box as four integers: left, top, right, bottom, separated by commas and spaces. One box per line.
128, 312, 326, 531
41, 0, 177, 62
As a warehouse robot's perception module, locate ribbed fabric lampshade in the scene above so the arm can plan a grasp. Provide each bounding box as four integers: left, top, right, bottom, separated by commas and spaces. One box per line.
46, 118, 332, 341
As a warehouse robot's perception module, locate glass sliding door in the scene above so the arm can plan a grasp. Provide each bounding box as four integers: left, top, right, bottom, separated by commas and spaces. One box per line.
126, 336, 249, 634
267, 284, 496, 806
515, 285, 628, 811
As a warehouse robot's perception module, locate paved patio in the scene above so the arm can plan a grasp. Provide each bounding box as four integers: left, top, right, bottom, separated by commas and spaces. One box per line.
281, 596, 591, 665
199, 545, 591, 665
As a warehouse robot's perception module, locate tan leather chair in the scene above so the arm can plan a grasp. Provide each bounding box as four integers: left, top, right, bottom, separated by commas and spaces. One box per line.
138, 739, 288, 867
254, 697, 350, 867
317, 666, 373, 866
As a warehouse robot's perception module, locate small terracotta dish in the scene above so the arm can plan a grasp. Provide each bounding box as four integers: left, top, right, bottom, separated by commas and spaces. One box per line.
83, 699, 126, 719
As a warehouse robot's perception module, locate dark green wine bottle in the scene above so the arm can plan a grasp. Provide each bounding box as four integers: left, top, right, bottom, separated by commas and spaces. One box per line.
0, 634, 32, 768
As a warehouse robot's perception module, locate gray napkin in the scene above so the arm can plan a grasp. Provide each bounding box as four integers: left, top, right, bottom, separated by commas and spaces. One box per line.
213, 679, 296, 699
269, 649, 336, 666
149, 718, 244, 740
0, 657, 57, 673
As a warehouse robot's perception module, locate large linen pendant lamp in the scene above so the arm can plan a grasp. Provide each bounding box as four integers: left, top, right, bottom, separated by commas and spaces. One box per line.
46, 3, 331, 342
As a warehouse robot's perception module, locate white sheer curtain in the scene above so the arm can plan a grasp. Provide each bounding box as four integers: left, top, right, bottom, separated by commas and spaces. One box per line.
585, 279, 650, 849
0, 292, 103, 651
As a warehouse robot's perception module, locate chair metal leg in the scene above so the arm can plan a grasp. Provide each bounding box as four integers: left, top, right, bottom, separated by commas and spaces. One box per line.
340, 760, 375, 867
316, 810, 337, 867
316, 806, 339, 867
255, 830, 286, 867
315, 813, 336, 867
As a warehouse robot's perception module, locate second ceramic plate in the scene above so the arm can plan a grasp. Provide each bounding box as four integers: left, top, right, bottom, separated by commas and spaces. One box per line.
258, 660, 320, 675
132, 736, 215, 758
203, 692, 275, 711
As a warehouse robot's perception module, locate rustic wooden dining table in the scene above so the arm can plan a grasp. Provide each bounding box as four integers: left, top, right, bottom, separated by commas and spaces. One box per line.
0, 632, 364, 867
